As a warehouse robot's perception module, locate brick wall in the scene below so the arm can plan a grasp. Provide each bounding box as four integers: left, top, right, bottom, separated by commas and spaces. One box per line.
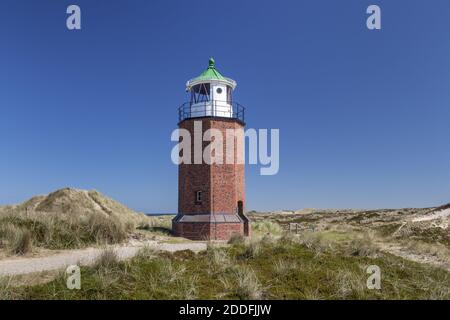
210, 222, 244, 240
178, 118, 245, 215
175, 117, 248, 240
172, 221, 244, 241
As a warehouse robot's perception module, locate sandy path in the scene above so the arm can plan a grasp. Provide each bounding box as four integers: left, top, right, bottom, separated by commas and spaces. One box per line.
412, 208, 450, 222
377, 242, 450, 272
0, 241, 207, 277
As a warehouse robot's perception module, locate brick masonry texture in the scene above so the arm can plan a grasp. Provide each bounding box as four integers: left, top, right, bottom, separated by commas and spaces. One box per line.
174, 117, 250, 240
172, 221, 244, 241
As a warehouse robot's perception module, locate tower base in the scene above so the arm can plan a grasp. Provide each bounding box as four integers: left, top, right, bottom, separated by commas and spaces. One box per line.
172, 213, 250, 241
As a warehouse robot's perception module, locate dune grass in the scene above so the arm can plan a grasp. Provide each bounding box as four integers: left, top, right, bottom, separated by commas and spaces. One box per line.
0, 212, 172, 255
0, 188, 170, 255
3, 231, 449, 300
251, 220, 284, 237
0, 213, 130, 252
0, 211, 169, 255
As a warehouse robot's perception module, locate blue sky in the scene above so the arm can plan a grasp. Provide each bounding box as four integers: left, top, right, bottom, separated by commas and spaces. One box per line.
1, 0, 449, 212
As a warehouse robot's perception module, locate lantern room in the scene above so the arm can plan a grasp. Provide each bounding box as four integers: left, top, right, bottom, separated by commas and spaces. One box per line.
183, 58, 238, 119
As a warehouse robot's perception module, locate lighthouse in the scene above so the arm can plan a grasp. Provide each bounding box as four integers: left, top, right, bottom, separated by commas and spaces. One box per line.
172, 58, 250, 240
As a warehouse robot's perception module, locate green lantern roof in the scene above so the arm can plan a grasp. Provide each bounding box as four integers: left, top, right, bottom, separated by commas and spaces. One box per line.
192, 57, 226, 81
186, 58, 237, 90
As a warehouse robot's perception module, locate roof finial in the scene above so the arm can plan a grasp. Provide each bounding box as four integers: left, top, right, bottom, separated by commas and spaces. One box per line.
208, 57, 215, 69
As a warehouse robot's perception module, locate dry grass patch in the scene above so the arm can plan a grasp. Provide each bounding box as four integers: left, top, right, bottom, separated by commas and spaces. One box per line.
0, 188, 156, 255
273, 259, 298, 276
207, 245, 233, 275
137, 216, 173, 236
404, 240, 450, 261
221, 266, 263, 300
135, 246, 158, 260
252, 221, 283, 236
242, 240, 263, 259
346, 237, 380, 258
93, 248, 120, 270
0, 223, 33, 255
296, 231, 334, 255
227, 233, 245, 245
0, 213, 129, 252
334, 269, 366, 299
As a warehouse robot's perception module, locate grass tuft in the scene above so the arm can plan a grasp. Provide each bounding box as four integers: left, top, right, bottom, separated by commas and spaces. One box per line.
93, 249, 119, 270
252, 221, 283, 236
207, 246, 232, 275
222, 266, 263, 300
273, 259, 298, 276
334, 270, 366, 299
346, 233, 379, 258
227, 233, 245, 245
10, 228, 32, 255
242, 240, 263, 259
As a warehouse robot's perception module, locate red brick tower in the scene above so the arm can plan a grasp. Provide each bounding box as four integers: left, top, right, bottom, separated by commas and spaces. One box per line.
172, 58, 250, 240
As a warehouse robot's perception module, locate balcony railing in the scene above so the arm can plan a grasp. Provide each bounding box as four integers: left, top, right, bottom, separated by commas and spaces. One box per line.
178, 100, 245, 123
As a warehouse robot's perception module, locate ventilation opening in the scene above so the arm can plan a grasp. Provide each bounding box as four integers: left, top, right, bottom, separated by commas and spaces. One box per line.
195, 191, 203, 205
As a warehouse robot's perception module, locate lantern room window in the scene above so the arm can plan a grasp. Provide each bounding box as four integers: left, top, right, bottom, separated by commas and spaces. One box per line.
191, 83, 210, 104
227, 86, 232, 103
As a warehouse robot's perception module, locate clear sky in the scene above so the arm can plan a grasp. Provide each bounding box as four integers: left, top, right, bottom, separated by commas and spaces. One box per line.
1, 0, 449, 212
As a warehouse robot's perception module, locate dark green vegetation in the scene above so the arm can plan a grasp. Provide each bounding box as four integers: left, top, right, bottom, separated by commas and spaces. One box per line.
2, 233, 449, 300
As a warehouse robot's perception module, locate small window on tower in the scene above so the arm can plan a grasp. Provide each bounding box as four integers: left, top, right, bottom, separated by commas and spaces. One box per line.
216, 88, 222, 94
195, 191, 203, 204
